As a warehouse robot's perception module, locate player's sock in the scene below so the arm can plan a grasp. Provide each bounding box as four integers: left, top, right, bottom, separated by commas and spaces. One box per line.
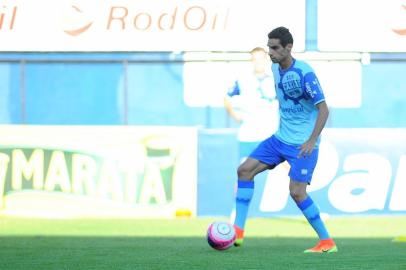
297, 196, 330, 240
233, 180, 254, 246
297, 196, 338, 253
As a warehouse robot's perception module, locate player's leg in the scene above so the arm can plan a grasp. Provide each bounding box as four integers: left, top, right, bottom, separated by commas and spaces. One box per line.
233, 157, 270, 246
229, 141, 262, 225
287, 145, 337, 253
289, 180, 337, 253
233, 135, 282, 247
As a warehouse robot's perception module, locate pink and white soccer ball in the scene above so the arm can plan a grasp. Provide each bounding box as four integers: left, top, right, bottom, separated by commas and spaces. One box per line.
207, 221, 236, 250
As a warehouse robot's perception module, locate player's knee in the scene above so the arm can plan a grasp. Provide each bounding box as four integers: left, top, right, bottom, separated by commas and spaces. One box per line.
289, 189, 306, 203
237, 163, 254, 180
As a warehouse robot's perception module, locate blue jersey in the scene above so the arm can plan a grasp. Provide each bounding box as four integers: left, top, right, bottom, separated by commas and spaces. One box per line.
271, 59, 325, 146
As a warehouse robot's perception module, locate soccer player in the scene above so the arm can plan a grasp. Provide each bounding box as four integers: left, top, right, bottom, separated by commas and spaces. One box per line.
232, 26, 337, 253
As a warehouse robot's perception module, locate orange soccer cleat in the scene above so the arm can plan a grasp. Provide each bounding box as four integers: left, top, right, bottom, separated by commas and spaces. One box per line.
233, 225, 244, 247
304, 238, 338, 253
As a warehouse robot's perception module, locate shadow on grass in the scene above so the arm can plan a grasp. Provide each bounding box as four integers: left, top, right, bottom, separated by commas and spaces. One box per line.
1, 236, 405, 270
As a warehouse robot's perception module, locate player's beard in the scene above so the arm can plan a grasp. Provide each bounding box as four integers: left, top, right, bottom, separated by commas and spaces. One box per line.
270, 57, 279, 63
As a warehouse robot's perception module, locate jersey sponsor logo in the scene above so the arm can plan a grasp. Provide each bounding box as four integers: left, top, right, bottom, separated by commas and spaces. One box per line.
305, 80, 320, 99
304, 73, 323, 99
304, 82, 315, 98
280, 105, 304, 113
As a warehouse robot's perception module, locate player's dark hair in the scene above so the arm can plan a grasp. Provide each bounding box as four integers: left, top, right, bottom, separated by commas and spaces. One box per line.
267, 27, 294, 48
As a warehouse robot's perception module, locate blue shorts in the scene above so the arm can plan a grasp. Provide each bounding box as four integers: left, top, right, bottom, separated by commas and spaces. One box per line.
249, 135, 319, 183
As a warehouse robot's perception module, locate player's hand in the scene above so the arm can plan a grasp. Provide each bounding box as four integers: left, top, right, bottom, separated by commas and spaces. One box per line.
298, 138, 316, 158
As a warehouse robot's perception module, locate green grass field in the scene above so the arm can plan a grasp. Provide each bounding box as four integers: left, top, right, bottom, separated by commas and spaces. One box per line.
1, 216, 406, 270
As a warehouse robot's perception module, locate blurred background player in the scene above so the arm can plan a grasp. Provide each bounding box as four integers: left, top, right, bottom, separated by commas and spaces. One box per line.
224, 47, 279, 161
224, 47, 280, 226
232, 27, 337, 253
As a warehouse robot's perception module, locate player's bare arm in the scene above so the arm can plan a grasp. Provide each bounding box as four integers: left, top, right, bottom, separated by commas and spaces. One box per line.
298, 101, 329, 157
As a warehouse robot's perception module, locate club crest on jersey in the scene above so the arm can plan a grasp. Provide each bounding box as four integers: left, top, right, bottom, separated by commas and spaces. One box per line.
278, 70, 307, 105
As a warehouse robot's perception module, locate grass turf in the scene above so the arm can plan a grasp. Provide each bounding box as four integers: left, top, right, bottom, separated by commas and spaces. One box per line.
0, 216, 406, 270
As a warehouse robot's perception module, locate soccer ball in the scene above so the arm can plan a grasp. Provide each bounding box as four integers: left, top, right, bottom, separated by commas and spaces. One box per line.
207, 221, 236, 250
